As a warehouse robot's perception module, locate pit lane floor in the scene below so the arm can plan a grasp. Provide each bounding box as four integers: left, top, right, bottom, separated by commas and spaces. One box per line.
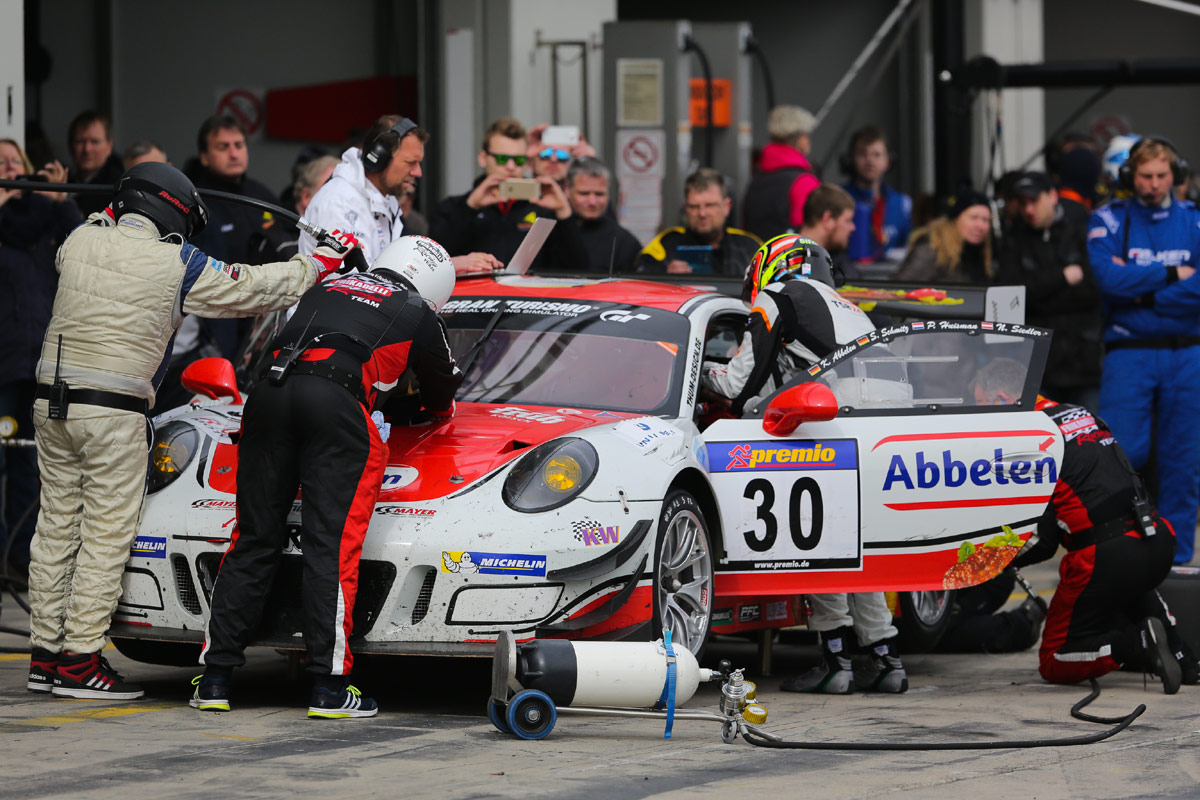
1, 561, 1197, 800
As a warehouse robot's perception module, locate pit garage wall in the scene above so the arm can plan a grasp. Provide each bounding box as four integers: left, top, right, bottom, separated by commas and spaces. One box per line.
0, 0, 22, 142
36, 0, 413, 194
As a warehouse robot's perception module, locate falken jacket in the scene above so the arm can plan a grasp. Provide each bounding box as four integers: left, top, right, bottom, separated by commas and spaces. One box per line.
36, 211, 320, 403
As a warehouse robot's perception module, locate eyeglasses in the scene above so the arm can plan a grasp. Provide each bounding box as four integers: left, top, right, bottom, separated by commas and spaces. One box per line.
539, 148, 571, 162
488, 152, 527, 166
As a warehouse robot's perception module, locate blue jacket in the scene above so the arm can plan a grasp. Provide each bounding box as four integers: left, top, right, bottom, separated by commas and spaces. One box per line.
1088, 197, 1200, 341
842, 182, 912, 263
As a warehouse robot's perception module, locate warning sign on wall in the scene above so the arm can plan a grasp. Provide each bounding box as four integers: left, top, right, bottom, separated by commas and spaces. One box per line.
689, 78, 732, 127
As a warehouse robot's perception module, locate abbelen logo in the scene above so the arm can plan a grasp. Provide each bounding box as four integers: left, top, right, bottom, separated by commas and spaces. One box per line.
883, 449, 1057, 490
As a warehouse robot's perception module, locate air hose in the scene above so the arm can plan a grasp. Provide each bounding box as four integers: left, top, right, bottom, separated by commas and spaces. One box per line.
741, 679, 1144, 751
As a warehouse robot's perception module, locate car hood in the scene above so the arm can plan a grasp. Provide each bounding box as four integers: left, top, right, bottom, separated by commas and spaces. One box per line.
378, 403, 639, 502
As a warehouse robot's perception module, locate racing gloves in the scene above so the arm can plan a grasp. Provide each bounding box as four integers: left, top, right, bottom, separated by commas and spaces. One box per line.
310, 229, 363, 281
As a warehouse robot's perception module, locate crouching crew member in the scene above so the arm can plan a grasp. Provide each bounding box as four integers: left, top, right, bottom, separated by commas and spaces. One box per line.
701, 234, 908, 694
975, 358, 1195, 693
26, 163, 350, 700
195, 236, 463, 718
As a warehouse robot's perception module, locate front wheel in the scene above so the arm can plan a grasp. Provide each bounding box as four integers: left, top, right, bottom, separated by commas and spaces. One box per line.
894, 590, 956, 653
652, 490, 714, 659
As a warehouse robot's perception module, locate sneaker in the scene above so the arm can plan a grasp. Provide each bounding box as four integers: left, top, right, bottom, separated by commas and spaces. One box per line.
52, 651, 144, 700
854, 642, 909, 693
1141, 617, 1182, 695
781, 629, 855, 694
27, 647, 58, 693
308, 682, 378, 719
190, 673, 231, 711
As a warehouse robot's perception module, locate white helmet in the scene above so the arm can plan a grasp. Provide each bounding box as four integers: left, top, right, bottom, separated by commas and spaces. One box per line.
1103, 134, 1141, 184
372, 236, 455, 311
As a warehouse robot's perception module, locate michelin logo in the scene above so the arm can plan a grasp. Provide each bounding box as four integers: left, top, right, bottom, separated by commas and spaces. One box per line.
441, 551, 548, 577
131, 536, 167, 559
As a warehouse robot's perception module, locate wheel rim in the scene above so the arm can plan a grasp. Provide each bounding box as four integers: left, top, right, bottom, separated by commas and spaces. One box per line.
656, 508, 713, 655
910, 590, 952, 625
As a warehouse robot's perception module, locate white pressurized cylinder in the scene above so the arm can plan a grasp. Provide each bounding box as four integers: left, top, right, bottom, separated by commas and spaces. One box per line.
495, 632, 713, 709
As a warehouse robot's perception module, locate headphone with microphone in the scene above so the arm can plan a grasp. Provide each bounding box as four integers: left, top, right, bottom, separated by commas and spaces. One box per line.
363, 117, 418, 174
1118, 136, 1190, 190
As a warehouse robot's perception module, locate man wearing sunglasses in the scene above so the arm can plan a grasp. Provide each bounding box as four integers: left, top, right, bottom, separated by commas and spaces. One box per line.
430, 117, 586, 272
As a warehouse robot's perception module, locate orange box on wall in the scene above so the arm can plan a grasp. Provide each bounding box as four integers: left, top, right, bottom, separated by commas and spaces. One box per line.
689, 78, 732, 127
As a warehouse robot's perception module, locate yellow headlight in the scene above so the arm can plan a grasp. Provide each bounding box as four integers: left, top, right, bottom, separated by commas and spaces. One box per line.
542, 456, 582, 492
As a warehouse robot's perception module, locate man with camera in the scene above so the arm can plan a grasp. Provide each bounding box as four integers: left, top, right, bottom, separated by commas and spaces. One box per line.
429, 117, 587, 272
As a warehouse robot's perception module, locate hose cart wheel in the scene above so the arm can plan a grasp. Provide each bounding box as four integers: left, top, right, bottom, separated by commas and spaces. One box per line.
487, 698, 512, 734
743, 704, 768, 724
507, 689, 557, 740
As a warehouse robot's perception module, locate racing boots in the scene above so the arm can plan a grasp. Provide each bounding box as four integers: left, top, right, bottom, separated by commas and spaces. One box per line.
854, 638, 909, 693
308, 678, 378, 719
52, 651, 144, 700
190, 672, 231, 712
27, 647, 57, 694
1140, 617, 1182, 695
780, 627, 855, 694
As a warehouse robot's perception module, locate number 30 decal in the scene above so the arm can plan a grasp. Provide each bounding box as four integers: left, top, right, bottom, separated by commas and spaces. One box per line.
742, 477, 824, 552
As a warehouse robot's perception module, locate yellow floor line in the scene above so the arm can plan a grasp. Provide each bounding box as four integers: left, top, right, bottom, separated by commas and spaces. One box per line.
4, 703, 173, 728
0, 653, 30, 662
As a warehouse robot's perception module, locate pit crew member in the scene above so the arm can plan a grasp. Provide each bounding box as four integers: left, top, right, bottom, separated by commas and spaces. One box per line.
1088, 136, 1200, 564
27, 162, 353, 700
194, 236, 463, 718
975, 358, 1194, 693
701, 234, 907, 694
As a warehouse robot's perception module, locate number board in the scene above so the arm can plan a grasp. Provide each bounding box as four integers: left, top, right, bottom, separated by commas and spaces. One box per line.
705, 439, 861, 570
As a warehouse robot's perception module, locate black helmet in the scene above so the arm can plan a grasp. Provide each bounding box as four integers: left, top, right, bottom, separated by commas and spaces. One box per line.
112, 162, 209, 239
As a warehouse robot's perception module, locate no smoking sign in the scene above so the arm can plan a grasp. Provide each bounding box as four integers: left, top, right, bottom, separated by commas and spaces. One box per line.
616, 129, 665, 178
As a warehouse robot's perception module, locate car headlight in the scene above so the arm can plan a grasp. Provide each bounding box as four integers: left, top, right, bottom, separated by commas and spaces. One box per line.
502, 438, 599, 513
147, 421, 200, 494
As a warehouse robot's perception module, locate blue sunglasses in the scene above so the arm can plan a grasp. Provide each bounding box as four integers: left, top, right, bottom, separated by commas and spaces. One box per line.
539, 147, 571, 162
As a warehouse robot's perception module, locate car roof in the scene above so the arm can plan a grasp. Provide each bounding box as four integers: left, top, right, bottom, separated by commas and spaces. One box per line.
453, 275, 721, 313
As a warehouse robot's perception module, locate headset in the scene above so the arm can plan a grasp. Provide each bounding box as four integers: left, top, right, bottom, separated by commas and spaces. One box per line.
839, 126, 895, 180
363, 117, 419, 174
1118, 136, 1190, 190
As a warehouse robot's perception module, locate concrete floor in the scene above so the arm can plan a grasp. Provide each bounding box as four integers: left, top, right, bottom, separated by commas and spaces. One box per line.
1, 562, 1197, 800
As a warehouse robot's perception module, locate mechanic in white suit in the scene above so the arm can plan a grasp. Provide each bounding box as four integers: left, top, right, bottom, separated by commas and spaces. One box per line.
299, 114, 500, 274
25, 163, 358, 700
701, 234, 907, 694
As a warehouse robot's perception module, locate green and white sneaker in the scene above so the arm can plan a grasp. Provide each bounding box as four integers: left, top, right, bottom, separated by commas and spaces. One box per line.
308, 682, 378, 719
189, 673, 231, 711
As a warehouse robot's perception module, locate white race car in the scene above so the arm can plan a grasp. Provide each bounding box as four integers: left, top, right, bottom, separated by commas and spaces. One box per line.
111, 276, 1061, 663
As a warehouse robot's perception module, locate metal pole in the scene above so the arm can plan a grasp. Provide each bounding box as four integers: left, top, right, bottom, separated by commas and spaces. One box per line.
812, 0, 917, 128
551, 43, 560, 125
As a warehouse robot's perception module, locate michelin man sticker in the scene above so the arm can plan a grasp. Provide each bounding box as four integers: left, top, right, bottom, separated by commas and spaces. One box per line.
706, 438, 862, 570
614, 417, 682, 451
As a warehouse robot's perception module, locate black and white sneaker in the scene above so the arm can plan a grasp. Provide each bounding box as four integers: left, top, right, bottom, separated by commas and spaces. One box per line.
308, 682, 378, 719
27, 647, 58, 694
1141, 617, 1182, 695
52, 651, 144, 700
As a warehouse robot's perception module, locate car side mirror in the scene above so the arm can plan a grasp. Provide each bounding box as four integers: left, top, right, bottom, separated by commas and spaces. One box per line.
762, 382, 838, 437
181, 357, 242, 404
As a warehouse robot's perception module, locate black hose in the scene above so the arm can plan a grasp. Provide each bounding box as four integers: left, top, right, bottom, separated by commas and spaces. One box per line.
683, 35, 715, 169
742, 680, 1145, 750
745, 36, 776, 114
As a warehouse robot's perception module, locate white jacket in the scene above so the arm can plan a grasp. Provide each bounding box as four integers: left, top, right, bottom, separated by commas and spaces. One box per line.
37, 212, 319, 402
299, 147, 404, 265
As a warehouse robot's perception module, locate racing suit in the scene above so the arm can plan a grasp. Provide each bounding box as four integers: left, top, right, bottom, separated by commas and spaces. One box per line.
1088, 196, 1200, 563
1016, 398, 1179, 683
201, 271, 463, 679
299, 147, 403, 265
702, 278, 897, 646
29, 211, 320, 655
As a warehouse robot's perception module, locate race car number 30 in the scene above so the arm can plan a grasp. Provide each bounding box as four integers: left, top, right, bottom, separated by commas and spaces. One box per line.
706, 438, 861, 570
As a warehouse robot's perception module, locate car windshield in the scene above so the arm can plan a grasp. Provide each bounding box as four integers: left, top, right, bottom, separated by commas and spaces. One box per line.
790, 321, 1050, 414
441, 296, 690, 415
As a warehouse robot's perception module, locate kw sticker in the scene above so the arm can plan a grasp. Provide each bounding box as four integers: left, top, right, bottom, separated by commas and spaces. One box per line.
571, 520, 620, 546
441, 551, 547, 577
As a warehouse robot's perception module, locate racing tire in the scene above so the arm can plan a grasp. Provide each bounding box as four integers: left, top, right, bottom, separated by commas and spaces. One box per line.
894, 590, 957, 653
506, 690, 556, 740
652, 490, 714, 659
111, 637, 204, 667
488, 698, 512, 734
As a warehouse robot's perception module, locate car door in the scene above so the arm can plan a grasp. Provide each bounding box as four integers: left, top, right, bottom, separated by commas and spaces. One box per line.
700, 322, 1063, 596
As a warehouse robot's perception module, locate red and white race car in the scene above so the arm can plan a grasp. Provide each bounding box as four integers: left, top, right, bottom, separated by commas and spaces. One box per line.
110, 275, 1061, 663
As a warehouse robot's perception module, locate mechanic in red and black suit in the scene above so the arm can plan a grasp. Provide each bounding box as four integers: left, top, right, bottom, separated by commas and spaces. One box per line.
195, 236, 463, 718
974, 358, 1195, 693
